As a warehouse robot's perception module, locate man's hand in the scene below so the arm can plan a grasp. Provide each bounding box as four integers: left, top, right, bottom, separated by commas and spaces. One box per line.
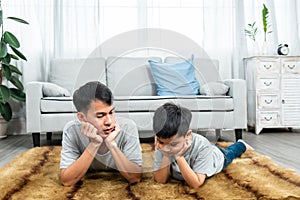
81, 122, 103, 144
105, 123, 121, 149
175, 138, 192, 160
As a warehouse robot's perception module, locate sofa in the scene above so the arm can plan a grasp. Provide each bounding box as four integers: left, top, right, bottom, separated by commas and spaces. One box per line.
26, 56, 247, 147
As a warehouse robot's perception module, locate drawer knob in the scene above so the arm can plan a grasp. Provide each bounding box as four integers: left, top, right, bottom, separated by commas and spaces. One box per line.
282, 99, 285, 104
263, 82, 272, 86
263, 64, 272, 69
287, 64, 296, 69
265, 99, 273, 104
264, 116, 273, 121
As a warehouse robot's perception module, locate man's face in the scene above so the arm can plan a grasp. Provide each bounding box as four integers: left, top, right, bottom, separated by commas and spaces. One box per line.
156, 134, 186, 155
80, 99, 116, 138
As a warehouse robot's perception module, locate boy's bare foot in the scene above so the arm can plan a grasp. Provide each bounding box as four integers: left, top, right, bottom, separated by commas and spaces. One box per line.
238, 139, 254, 151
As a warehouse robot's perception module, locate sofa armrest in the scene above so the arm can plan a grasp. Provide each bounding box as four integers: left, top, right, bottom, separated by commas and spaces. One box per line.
223, 79, 247, 129
26, 81, 45, 133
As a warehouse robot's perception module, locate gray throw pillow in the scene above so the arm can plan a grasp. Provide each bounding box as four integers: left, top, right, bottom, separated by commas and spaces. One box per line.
42, 82, 71, 97
199, 82, 229, 96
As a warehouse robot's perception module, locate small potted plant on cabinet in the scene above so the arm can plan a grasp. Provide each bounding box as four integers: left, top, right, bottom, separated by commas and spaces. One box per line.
261, 3, 272, 54
0, 3, 28, 138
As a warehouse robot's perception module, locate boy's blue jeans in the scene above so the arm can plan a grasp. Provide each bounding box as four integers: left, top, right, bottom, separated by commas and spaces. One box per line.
217, 142, 246, 169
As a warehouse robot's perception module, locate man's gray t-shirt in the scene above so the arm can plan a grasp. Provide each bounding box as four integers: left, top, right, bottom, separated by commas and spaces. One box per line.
60, 117, 143, 171
154, 133, 224, 180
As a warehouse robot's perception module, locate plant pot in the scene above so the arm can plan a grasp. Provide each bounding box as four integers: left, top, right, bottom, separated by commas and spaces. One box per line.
261, 41, 268, 55
0, 117, 8, 139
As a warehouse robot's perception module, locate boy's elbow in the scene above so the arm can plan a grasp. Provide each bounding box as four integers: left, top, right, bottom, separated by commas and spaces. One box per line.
128, 173, 142, 184
189, 178, 205, 189
61, 178, 76, 187
190, 182, 203, 189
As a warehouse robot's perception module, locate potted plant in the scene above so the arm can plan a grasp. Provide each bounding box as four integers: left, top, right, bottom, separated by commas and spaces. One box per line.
262, 3, 272, 42
261, 3, 272, 54
244, 21, 258, 42
0, 2, 28, 138
244, 21, 259, 54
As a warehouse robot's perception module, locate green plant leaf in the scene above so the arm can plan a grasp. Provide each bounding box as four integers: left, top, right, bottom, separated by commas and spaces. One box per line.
0, 10, 3, 27
10, 54, 19, 60
10, 88, 26, 102
0, 42, 8, 58
9, 76, 24, 90
2, 64, 12, 80
0, 102, 12, 121
3, 32, 20, 48
8, 64, 22, 75
3, 53, 11, 64
0, 85, 11, 103
10, 46, 27, 61
7, 17, 29, 25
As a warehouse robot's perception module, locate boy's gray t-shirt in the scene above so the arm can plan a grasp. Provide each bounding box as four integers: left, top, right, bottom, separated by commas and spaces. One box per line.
60, 117, 143, 171
154, 133, 224, 180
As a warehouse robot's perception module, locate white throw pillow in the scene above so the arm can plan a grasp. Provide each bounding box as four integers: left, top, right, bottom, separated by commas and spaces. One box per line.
199, 82, 229, 96
42, 82, 71, 97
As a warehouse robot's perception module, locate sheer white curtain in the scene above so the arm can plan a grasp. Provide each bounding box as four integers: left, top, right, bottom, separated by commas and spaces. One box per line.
146, 0, 235, 79
3, 0, 300, 84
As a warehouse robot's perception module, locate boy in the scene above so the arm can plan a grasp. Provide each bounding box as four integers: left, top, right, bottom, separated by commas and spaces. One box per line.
60, 81, 142, 186
153, 103, 253, 189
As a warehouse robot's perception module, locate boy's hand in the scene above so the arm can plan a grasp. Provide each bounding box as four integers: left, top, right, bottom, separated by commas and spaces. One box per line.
105, 123, 121, 150
81, 122, 103, 144
175, 138, 192, 160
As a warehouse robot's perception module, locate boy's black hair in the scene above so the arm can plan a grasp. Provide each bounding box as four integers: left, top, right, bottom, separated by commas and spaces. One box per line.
153, 103, 192, 138
73, 81, 113, 113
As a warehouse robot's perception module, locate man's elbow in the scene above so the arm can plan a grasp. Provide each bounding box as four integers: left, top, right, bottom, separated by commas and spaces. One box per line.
154, 174, 168, 184
60, 172, 80, 187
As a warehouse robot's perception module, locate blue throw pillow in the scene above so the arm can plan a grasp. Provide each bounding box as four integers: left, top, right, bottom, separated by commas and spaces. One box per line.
149, 56, 200, 96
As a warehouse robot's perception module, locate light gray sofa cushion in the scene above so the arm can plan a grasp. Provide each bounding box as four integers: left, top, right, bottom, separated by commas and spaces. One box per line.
200, 82, 229, 96
106, 57, 162, 96
114, 96, 233, 112
49, 57, 106, 94
42, 83, 71, 97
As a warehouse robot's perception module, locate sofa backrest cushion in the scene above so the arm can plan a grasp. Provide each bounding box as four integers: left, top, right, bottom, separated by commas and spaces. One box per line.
106, 57, 162, 96
164, 57, 220, 85
49, 57, 106, 94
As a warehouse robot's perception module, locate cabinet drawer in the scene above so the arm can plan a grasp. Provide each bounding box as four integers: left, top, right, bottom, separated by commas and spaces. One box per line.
282, 62, 300, 74
258, 112, 279, 126
257, 78, 279, 90
257, 61, 280, 74
257, 94, 280, 109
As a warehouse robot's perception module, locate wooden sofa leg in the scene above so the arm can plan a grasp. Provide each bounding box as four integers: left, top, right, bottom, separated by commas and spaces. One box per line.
215, 129, 222, 141
46, 132, 52, 141
32, 133, 40, 147
235, 129, 242, 141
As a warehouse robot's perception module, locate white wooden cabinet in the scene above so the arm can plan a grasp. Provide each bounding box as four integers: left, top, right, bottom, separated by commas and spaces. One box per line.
244, 56, 300, 134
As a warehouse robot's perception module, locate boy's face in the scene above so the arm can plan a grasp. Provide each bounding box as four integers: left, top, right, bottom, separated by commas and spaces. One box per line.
156, 132, 191, 155
78, 99, 116, 138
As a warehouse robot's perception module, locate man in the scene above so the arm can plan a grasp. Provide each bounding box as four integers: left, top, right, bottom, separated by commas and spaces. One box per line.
60, 81, 142, 186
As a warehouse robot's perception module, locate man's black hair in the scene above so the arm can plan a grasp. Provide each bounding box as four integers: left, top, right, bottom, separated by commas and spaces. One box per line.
73, 81, 113, 113
153, 103, 192, 138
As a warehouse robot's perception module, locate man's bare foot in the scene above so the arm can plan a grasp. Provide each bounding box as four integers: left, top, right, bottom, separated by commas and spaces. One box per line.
238, 139, 254, 151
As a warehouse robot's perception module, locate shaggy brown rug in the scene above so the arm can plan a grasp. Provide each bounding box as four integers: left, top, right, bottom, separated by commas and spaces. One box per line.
0, 143, 299, 200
